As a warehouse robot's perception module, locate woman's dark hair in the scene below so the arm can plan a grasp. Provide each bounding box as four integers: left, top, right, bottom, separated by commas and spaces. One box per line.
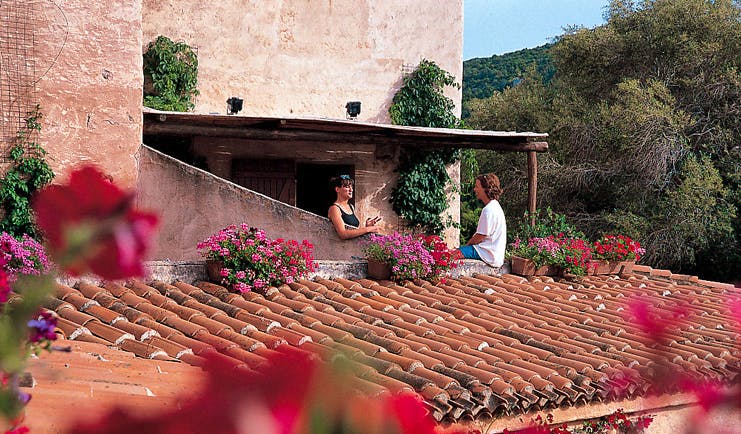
330, 174, 354, 188
476, 173, 503, 200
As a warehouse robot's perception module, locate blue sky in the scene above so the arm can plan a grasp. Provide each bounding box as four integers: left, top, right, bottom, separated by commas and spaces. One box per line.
464, 0, 609, 59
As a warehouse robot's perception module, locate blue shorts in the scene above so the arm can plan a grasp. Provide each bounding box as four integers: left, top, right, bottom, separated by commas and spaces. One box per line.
458, 245, 481, 260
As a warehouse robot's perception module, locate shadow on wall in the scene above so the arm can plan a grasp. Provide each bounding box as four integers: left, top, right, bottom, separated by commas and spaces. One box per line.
135, 145, 364, 261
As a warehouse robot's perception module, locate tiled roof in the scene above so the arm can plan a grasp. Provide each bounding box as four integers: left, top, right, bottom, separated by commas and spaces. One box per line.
23, 339, 205, 432
26, 265, 739, 425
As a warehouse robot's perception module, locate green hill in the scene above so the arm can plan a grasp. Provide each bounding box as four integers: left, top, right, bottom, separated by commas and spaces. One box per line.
462, 44, 554, 102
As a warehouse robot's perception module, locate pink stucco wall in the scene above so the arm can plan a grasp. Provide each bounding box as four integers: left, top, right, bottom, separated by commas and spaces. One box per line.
141, 0, 463, 121
36, 0, 143, 188
137, 145, 365, 261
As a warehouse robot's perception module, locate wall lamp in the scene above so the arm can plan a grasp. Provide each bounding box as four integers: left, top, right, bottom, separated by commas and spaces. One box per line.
227, 97, 243, 115
345, 101, 361, 119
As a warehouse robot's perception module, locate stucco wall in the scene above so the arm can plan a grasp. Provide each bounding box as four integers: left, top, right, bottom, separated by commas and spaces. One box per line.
137, 145, 367, 261
141, 0, 463, 121
36, 0, 143, 188
191, 136, 398, 235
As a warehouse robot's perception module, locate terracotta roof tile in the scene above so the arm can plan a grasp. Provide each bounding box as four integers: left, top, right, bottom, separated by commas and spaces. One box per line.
31, 265, 739, 424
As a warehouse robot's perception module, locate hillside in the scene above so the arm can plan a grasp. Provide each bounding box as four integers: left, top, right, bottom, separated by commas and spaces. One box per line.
462, 44, 553, 102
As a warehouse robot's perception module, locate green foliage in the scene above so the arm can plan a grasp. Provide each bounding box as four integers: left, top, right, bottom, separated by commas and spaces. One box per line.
391, 149, 459, 234
510, 207, 585, 242
390, 59, 462, 129
465, 0, 740, 281
0, 106, 55, 239
463, 44, 555, 102
143, 35, 199, 112
388, 60, 464, 233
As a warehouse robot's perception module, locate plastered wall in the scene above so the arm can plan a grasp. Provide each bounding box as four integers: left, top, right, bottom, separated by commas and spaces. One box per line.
137, 145, 368, 260
141, 0, 463, 121
36, 0, 143, 188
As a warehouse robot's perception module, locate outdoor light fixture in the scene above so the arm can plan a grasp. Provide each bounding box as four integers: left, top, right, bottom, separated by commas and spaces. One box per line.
345, 101, 361, 119
227, 97, 243, 115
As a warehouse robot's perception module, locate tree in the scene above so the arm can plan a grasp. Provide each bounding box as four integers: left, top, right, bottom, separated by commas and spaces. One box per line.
466, 0, 740, 281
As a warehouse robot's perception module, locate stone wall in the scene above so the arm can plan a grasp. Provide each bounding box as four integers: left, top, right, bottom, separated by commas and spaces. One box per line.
141, 0, 463, 121
36, 0, 143, 188
137, 145, 365, 261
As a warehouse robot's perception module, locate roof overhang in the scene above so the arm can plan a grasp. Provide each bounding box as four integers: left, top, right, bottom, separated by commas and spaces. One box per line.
143, 109, 548, 152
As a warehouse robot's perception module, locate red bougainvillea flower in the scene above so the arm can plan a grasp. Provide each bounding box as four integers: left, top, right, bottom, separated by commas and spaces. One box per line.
33, 166, 158, 280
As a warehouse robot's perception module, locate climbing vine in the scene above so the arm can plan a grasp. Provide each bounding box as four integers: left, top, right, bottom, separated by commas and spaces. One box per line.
0, 105, 55, 239
389, 59, 465, 234
143, 35, 199, 112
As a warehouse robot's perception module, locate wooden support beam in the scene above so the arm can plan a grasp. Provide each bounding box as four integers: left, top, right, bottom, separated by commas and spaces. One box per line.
527, 151, 538, 226
144, 120, 549, 152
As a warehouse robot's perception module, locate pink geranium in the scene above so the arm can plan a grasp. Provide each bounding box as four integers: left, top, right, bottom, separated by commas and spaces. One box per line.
197, 224, 315, 293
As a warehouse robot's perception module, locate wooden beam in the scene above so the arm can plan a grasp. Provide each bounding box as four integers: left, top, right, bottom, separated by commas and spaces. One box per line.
144, 121, 549, 152
527, 151, 538, 226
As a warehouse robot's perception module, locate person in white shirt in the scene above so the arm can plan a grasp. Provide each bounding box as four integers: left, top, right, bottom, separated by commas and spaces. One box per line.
457, 173, 506, 267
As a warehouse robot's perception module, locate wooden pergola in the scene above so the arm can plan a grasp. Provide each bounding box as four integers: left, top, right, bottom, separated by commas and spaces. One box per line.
143, 109, 548, 216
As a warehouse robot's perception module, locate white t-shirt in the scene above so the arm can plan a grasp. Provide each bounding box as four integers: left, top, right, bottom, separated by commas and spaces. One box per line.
472, 200, 507, 267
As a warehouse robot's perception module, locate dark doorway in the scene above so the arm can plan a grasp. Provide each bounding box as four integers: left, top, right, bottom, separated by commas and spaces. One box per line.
297, 163, 354, 217
232, 159, 296, 204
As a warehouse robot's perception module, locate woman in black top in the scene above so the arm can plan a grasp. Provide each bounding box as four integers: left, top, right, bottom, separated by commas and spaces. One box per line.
328, 175, 380, 239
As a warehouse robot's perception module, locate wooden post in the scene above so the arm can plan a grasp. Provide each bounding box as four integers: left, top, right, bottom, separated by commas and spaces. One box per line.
527, 151, 537, 226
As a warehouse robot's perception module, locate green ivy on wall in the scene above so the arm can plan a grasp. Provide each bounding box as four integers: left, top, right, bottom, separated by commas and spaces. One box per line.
0, 105, 55, 238
143, 36, 199, 112
389, 59, 465, 234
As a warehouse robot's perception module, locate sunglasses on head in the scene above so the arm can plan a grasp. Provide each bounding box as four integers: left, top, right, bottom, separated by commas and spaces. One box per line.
339, 174, 351, 180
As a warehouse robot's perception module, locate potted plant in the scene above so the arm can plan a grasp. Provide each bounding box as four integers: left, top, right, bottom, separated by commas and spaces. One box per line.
197, 224, 316, 293
591, 234, 645, 274
361, 232, 459, 282
508, 237, 563, 276
418, 234, 461, 283
508, 234, 593, 277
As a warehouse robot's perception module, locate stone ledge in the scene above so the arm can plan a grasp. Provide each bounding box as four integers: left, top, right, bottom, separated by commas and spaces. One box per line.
142, 259, 506, 284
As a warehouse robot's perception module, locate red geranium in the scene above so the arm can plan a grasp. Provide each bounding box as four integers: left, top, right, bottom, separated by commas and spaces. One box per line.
32, 166, 158, 280
592, 235, 645, 262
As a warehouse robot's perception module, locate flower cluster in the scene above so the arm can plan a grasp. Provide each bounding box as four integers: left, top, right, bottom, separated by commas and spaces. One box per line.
418, 234, 461, 282
27, 310, 57, 345
556, 237, 593, 277
0, 232, 50, 281
502, 410, 653, 434
593, 235, 645, 262
197, 224, 316, 293
509, 234, 593, 276
362, 232, 435, 281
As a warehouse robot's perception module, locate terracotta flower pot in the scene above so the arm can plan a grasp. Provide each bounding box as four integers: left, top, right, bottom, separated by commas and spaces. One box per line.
366, 258, 392, 280
510, 256, 560, 276
206, 260, 225, 282
620, 260, 636, 274
588, 260, 623, 275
